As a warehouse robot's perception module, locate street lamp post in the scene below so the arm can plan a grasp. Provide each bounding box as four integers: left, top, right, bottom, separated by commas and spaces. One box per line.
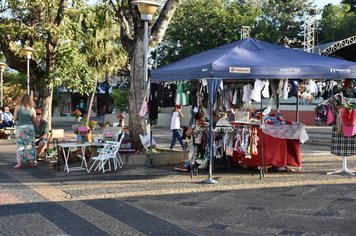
132, 0, 159, 166
0, 62, 7, 107
132, 0, 159, 83
20, 47, 34, 95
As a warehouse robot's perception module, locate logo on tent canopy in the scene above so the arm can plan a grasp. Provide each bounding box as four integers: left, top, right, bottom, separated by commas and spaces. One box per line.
280, 68, 301, 73
229, 67, 251, 73
330, 68, 351, 73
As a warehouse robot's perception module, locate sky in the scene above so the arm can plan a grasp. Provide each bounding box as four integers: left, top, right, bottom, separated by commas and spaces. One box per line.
314, 0, 341, 8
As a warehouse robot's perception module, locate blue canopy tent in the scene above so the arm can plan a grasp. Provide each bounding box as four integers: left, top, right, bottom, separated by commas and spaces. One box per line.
151, 38, 356, 183
152, 38, 356, 81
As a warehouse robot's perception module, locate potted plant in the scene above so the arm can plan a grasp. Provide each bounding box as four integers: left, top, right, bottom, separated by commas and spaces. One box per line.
88, 120, 97, 132
80, 119, 97, 142
116, 112, 125, 127
72, 109, 82, 122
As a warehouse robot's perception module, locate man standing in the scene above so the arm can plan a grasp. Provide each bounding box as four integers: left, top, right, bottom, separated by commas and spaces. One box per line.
34, 108, 50, 159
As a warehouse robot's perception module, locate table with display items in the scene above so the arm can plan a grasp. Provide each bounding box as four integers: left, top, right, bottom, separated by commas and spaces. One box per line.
58, 140, 134, 173
58, 142, 93, 173
231, 122, 309, 169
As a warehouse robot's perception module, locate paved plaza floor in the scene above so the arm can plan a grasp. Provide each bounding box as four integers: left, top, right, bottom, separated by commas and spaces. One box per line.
1, 119, 356, 235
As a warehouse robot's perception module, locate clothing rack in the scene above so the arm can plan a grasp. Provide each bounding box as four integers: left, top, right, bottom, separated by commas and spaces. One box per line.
315, 90, 341, 105
316, 92, 344, 106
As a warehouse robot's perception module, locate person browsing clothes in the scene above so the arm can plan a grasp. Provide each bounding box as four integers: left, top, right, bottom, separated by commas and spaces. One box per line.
173, 111, 208, 172
34, 108, 50, 159
170, 105, 185, 150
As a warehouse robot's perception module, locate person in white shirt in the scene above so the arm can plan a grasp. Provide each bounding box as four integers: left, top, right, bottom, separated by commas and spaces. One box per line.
170, 105, 185, 150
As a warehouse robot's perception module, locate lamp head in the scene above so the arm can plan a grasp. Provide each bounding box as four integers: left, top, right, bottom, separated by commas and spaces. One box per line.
20, 47, 35, 59
132, 0, 159, 21
0, 62, 7, 72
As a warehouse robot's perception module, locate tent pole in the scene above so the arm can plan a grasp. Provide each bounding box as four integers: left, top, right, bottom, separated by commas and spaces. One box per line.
296, 96, 300, 122
260, 90, 264, 179
203, 76, 218, 184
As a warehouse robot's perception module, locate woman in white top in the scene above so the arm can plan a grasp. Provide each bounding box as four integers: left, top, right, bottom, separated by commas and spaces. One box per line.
170, 105, 185, 150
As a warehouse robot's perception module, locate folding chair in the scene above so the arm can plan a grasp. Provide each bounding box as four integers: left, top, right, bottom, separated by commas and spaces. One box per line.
88, 133, 125, 173
107, 139, 125, 170
103, 126, 122, 141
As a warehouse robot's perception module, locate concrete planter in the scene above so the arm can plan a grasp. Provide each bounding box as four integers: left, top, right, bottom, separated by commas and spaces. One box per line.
122, 149, 187, 167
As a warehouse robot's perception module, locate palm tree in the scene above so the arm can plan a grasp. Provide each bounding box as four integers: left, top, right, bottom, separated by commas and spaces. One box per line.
80, 5, 127, 124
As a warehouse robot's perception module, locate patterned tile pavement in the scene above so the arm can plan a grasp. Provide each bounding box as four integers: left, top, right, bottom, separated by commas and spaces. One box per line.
1, 126, 356, 235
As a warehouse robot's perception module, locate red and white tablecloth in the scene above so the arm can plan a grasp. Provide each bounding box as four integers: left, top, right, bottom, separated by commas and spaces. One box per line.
262, 123, 309, 144
232, 123, 307, 168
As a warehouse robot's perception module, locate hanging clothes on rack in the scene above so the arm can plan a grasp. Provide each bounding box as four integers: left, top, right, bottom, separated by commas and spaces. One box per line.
314, 93, 343, 126
330, 95, 356, 156
175, 81, 191, 106
148, 83, 159, 125
340, 105, 356, 137
157, 83, 176, 107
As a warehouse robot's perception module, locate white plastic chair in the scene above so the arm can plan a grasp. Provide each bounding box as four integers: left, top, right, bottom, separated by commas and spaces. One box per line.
88, 133, 125, 173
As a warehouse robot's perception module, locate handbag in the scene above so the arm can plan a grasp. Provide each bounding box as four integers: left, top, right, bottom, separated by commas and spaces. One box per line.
139, 100, 148, 117
139, 85, 150, 117
139, 134, 156, 148
341, 107, 356, 126
325, 105, 334, 125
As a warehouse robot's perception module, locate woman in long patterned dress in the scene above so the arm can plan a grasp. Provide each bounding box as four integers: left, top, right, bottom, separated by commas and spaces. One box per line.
13, 94, 36, 168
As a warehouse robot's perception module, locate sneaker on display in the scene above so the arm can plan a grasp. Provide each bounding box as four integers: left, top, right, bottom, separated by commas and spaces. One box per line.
174, 164, 189, 172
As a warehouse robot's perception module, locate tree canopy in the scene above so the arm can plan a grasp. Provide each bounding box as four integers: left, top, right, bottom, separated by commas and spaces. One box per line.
156, 0, 319, 67
0, 0, 127, 126
0, 0, 91, 123
319, 3, 356, 43
157, 0, 262, 66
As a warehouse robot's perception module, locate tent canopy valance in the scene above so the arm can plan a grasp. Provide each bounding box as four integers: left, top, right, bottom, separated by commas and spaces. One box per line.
151, 38, 356, 81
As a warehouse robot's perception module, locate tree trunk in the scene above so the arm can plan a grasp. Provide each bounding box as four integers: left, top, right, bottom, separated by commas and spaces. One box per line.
86, 77, 97, 124
86, 91, 96, 123
41, 84, 53, 130
128, 38, 147, 151
112, 0, 181, 151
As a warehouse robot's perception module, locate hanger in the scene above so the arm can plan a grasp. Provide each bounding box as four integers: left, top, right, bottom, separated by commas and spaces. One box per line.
317, 92, 344, 106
